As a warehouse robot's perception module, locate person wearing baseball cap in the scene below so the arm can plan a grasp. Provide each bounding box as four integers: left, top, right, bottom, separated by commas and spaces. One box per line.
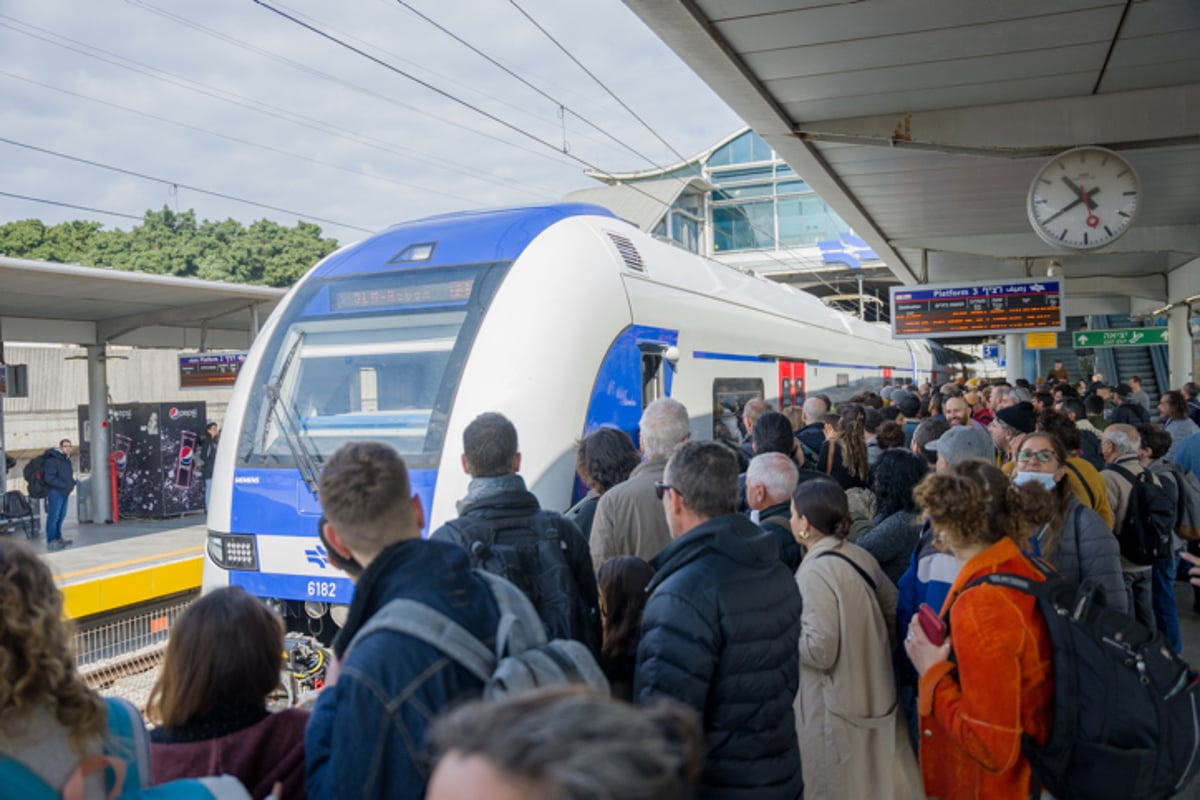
923, 425, 996, 472
896, 422, 997, 748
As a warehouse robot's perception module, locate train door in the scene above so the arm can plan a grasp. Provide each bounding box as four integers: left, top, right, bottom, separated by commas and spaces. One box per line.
638, 341, 675, 409
777, 361, 806, 409
883, 367, 892, 386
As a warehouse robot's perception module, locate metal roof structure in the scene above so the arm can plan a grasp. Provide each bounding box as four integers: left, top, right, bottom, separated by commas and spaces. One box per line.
624, 0, 1200, 320
0, 256, 285, 350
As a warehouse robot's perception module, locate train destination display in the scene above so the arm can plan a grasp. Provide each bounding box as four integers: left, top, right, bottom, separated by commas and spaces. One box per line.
890, 279, 1064, 339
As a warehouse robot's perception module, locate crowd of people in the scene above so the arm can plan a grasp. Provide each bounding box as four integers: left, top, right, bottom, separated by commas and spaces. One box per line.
5, 370, 1200, 799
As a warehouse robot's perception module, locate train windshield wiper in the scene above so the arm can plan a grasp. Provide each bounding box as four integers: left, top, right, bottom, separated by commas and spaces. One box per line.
261, 332, 322, 497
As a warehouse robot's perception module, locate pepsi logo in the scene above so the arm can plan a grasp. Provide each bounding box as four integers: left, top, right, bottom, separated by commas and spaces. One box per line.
113, 451, 127, 468
178, 446, 194, 465
168, 407, 179, 420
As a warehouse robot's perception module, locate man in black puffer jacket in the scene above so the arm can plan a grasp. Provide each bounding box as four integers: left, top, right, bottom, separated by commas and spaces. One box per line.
635, 440, 804, 800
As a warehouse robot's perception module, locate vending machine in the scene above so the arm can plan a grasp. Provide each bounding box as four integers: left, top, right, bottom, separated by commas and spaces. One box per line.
78, 402, 207, 518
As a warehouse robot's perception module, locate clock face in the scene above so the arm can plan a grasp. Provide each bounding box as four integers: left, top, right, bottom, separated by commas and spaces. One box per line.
1026, 146, 1140, 251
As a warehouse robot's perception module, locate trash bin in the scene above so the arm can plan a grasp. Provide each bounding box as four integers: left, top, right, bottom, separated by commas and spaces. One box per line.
77, 475, 92, 523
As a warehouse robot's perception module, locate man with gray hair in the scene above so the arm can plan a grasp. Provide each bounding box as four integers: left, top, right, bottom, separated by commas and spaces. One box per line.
1101, 423, 1159, 626
739, 398, 770, 465
796, 395, 829, 464
590, 398, 690, 570
636, 441, 803, 798
745, 452, 802, 572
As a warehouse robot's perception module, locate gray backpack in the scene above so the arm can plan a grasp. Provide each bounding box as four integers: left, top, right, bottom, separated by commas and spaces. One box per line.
345, 570, 609, 699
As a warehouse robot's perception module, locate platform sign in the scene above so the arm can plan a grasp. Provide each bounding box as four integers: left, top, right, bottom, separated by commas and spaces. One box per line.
1025, 332, 1058, 349
982, 343, 1002, 360
1073, 328, 1168, 348
179, 352, 246, 390
890, 279, 1064, 339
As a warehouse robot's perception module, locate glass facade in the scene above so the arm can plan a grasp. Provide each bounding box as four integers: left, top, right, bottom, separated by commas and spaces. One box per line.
634, 129, 852, 256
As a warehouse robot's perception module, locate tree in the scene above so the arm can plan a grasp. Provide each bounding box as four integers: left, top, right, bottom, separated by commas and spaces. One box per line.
0, 207, 339, 287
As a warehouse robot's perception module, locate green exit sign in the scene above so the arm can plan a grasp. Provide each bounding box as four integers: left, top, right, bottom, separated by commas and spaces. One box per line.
1074, 328, 1169, 348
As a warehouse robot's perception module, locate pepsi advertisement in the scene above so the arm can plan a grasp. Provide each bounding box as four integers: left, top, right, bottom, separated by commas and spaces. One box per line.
78, 402, 207, 518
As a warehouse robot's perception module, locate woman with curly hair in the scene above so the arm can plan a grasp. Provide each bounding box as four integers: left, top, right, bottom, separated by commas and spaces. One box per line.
905, 460, 1056, 799
565, 427, 641, 541
817, 404, 870, 490
0, 539, 107, 793
0, 540, 248, 798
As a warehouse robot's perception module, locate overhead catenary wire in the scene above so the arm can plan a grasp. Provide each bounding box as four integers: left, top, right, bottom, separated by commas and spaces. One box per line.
0, 191, 145, 222
249, 0, 841, 294
507, 0, 690, 165
124, 0, 583, 171
0, 69, 483, 209
391, 0, 665, 170
0, 138, 375, 234
0, 14, 561, 203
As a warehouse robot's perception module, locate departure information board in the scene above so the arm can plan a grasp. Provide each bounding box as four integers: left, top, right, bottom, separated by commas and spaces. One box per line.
890, 279, 1064, 339
179, 353, 246, 389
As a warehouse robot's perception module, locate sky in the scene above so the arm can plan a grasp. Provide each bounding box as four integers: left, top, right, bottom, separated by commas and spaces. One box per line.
0, 0, 745, 242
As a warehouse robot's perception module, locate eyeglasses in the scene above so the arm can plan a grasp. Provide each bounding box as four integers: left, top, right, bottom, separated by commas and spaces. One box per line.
1017, 449, 1055, 463
653, 481, 678, 501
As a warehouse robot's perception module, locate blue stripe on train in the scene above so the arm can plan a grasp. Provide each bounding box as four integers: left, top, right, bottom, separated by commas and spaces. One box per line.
230, 467, 438, 537
231, 571, 355, 604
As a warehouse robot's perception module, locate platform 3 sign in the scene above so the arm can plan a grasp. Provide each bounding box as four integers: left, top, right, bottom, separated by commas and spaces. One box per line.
179, 353, 246, 390
890, 279, 1064, 339
1073, 328, 1168, 348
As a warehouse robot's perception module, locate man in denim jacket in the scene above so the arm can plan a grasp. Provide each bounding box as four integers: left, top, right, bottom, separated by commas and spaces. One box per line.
306, 441, 501, 799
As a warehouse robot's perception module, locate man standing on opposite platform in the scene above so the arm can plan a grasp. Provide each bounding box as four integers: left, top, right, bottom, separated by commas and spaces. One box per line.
44, 439, 76, 551
635, 440, 804, 799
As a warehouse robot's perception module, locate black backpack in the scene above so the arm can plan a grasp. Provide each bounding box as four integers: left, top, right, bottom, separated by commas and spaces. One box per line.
1078, 429, 1105, 471
1105, 463, 1174, 565
23, 454, 49, 500
957, 563, 1200, 800
438, 511, 600, 656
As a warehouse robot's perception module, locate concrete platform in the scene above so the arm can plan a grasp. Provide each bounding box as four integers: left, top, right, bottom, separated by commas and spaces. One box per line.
16, 498, 206, 619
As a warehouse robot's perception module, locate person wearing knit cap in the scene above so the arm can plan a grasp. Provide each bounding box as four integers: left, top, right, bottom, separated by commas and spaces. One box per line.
991, 401, 1036, 472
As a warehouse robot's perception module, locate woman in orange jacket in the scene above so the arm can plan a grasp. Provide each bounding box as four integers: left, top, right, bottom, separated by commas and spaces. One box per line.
904, 459, 1056, 799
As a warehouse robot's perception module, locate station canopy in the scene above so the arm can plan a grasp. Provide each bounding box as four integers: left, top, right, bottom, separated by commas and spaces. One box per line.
624, 0, 1200, 319
0, 256, 284, 350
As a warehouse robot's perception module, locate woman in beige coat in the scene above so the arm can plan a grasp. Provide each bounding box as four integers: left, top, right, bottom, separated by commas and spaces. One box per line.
791, 478, 922, 799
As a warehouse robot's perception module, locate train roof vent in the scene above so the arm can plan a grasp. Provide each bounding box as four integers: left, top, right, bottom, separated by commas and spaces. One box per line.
606, 232, 645, 272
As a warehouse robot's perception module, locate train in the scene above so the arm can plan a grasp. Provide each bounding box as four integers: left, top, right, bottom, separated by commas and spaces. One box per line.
202, 202, 937, 635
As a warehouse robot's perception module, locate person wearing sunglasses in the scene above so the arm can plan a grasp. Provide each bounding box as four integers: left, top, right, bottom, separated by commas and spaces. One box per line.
1013, 433, 1127, 614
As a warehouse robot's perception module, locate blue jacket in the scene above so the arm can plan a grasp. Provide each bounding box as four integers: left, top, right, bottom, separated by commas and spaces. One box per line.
896, 519, 960, 630
43, 448, 75, 494
306, 539, 501, 800
635, 513, 804, 800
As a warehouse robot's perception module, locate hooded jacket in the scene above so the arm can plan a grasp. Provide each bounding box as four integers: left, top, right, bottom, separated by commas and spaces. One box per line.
634, 513, 804, 800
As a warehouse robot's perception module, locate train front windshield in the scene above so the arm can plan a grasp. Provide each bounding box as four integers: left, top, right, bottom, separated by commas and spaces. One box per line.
241, 263, 507, 470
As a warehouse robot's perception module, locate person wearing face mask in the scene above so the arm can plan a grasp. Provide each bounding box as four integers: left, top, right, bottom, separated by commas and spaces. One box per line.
1012, 433, 1128, 614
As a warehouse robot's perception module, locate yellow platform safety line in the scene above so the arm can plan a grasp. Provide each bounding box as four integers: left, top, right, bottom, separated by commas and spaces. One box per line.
57, 547, 205, 620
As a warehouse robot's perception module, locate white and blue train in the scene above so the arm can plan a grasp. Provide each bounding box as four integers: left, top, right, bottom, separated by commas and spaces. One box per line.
203, 203, 938, 633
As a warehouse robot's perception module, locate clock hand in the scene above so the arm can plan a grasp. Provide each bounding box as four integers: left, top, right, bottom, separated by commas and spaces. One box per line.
1036, 185, 1099, 225
1081, 184, 1100, 228
1060, 176, 1099, 210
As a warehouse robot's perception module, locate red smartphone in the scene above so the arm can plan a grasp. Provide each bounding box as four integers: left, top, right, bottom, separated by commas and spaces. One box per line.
917, 603, 947, 646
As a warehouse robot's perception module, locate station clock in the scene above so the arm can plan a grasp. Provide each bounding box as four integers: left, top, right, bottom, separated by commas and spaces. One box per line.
1026, 146, 1140, 251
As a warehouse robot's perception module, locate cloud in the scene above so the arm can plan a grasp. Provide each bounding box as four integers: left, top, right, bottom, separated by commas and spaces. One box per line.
0, 0, 742, 242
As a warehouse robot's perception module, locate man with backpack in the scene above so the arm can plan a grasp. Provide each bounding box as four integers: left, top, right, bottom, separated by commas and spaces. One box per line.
1101, 424, 1172, 628
306, 440, 503, 799
41, 439, 76, 551
430, 412, 601, 656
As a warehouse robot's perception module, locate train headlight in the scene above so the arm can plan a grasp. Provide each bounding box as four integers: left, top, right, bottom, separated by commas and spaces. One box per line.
206, 531, 258, 571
